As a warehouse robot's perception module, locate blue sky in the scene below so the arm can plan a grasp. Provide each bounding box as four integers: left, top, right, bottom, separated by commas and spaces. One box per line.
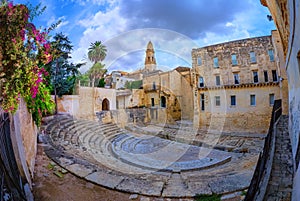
14, 0, 275, 73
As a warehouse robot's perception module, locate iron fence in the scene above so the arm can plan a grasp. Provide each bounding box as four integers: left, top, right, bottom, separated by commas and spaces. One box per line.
0, 109, 26, 201
245, 99, 282, 201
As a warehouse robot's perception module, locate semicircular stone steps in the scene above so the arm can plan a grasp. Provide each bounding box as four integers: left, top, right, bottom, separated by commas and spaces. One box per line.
42, 115, 259, 198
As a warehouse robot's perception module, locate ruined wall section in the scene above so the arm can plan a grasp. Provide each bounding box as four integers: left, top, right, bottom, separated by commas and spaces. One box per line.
9, 99, 38, 187
143, 69, 193, 123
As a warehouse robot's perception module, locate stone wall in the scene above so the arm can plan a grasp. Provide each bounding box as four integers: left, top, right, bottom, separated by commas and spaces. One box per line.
123, 89, 145, 108
10, 99, 38, 187
285, 1, 300, 198
261, 0, 300, 200
260, 0, 290, 56
143, 69, 193, 123
55, 87, 117, 120
56, 95, 80, 116
197, 85, 280, 133
97, 108, 149, 128
271, 30, 289, 115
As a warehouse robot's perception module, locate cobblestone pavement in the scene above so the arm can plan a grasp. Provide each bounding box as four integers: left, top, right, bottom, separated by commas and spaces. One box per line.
264, 115, 293, 201
41, 115, 263, 198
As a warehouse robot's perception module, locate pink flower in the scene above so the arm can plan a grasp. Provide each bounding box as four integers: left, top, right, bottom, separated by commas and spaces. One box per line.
12, 38, 16, 43
8, 2, 13, 9
43, 43, 51, 52
19, 29, 25, 41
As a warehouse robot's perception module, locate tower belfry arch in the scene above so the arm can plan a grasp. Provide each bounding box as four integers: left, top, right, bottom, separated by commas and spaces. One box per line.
144, 41, 157, 72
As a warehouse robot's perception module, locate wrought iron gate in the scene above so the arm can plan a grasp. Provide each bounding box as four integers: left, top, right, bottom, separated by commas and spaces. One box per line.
0, 109, 26, 201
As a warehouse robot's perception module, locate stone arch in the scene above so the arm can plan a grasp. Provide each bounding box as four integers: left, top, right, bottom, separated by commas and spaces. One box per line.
102, 98, 110, 111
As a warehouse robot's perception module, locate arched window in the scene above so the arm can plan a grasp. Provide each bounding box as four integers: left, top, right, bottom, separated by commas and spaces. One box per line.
102, 98, 110, 111
161, 96, 166, 108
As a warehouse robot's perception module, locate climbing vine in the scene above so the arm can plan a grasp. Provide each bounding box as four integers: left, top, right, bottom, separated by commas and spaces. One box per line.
0, 1, 54, 126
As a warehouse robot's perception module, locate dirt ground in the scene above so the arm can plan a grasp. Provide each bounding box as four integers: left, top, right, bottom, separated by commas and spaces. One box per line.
32, 143, 193, 201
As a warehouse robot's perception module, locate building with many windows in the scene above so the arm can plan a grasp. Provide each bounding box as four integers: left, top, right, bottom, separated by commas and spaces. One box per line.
191, 34, 288, 133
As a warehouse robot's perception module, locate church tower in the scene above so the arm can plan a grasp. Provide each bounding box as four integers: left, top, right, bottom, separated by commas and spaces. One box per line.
144, 41, 157, 72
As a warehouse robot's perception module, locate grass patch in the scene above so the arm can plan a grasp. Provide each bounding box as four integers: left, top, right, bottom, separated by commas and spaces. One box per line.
194, 194, 221, 201
241, 190, 247, 196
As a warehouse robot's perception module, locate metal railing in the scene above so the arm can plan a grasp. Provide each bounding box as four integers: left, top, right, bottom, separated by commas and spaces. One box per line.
245, 99, 282, 201
0, 108, 26, 201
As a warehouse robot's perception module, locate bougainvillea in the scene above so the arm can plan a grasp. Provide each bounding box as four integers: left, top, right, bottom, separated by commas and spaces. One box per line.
0, 1, 54, 126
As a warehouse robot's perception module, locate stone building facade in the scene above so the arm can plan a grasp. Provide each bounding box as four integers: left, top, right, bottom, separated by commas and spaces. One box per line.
261, 0, 300, 199
143, 67, 193, 124
191, 35, 286, 133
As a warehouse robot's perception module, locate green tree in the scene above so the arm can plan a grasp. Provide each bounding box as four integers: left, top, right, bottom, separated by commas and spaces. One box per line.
76, 73, 90, 86
98, 78, 106, 87
45, 33, 82, 113
86, 62, 107, 87
88, 41, 107, 64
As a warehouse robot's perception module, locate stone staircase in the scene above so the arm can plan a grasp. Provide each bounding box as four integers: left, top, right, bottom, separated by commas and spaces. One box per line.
264, 115, 293, 200
40, 115, 260, 198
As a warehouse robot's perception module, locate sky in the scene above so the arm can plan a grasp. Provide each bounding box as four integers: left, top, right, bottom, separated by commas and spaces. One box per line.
14, 0, 275, 73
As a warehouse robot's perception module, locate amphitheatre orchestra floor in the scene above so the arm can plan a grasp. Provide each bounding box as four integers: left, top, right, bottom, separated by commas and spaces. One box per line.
41, 115, 265, 198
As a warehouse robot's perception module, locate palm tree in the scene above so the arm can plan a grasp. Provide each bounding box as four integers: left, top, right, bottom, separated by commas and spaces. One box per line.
88, 41, 107, 64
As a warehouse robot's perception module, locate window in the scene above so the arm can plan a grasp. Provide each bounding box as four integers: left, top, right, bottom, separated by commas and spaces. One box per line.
231, 54, 237, 65
264, 71, 269, 82
200, 93, 205, 111
269, 94, 275, 105
153, 82, 156, 90
216, 75, 220, 86
250, 51, 256, 63
151, 98, 155, 107
161, 96, 166, 108
230, 95, 236, 106
199, 76, 204, 88
253, 71, 258, 83
197, 57, 202, 65
272, 70, 278, 82
268, 49, 275, 61
213, 57, 219, 68
215, 96, 220, 106
250, 95, 256, 106
234, 73, 239, 85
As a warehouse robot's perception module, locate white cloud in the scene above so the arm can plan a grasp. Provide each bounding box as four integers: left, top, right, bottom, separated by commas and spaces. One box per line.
57, 16, 69, 29
225, 22, 234, 27
70, 0, 117, 7
70, 0, 275, 74
72, 5, 127, 65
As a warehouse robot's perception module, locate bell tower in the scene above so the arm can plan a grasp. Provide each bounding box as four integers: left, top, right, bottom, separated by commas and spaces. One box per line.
144, 41, 157, 72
